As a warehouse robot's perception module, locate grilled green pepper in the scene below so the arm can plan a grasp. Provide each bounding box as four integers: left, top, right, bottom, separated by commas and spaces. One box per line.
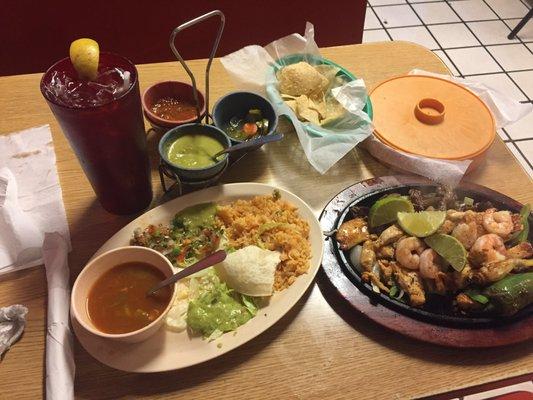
482, 272, 533, 316
508, 204, 530, 246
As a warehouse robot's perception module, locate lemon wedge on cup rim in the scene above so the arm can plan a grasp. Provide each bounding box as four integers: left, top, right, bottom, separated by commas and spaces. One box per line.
69, 38, 99, 80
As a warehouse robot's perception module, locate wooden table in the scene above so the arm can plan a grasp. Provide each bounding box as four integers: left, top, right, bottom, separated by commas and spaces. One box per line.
0, 41, 532, 400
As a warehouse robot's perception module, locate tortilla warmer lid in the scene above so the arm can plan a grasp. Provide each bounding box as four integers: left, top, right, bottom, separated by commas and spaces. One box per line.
369, 75, 495, 160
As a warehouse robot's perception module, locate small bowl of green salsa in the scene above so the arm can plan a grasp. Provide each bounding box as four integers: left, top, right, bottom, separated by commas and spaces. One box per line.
159, 124, 231, 181
212, 91, 278, 144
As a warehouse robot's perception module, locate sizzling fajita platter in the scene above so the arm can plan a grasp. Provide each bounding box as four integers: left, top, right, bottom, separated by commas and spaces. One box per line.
72, 183, 323, 372
320, 175, 532, 347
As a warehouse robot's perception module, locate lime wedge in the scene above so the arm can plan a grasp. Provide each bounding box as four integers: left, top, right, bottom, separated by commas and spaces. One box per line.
368, 196, 414, 228
397, 211, 446, 237
424, 234, 467, 271
69, 38, 99, 80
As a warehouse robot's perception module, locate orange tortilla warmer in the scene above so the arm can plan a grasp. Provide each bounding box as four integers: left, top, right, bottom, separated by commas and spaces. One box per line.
369, 75, 495, 163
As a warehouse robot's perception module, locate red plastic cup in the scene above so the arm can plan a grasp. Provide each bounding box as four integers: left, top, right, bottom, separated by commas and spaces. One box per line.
40, 53, 152, 215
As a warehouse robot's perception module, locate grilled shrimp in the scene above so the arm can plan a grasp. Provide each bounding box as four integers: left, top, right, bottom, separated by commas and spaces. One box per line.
396, 237, 425, 270
452, 221, 478, 250
482, 209, 513, 238
419, 248, 445, 279
419, 248, 452, 294
469, 234, 507, 266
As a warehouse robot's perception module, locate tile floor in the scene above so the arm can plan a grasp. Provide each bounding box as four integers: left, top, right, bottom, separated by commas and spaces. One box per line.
363, 0, 533, 179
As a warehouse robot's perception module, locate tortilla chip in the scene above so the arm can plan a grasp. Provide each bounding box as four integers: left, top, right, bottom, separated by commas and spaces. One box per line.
285, 99, 297, 113
320, 100, 346, 126
293, 95, 319, 125
307, 96, 327, 119
278, 62, 328, 97
314, 64, 340, 83
299, 108, 321, 125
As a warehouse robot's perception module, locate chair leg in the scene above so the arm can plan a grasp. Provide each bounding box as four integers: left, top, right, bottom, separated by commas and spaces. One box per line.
508, 7, 533, 39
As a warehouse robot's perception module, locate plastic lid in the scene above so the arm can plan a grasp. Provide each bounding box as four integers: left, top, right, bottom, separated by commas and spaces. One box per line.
370, 75, 495, 160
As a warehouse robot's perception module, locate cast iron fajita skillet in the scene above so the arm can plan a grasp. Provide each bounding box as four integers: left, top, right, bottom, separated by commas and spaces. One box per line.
319, 176, 532, 345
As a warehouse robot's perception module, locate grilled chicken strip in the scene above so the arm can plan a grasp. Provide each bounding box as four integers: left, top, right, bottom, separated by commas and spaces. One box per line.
506, 242, 533, 259
335, 218, 369, 250
472, 258, 533, 285
375, 225, 404, 248
391, 263, 426, 307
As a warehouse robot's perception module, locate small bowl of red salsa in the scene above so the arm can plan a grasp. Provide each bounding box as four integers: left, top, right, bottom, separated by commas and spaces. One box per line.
71, 246, 175, 343
142, 81, 206, 130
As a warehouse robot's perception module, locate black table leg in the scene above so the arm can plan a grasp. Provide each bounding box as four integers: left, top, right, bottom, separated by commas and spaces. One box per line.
508, 7, 533, 39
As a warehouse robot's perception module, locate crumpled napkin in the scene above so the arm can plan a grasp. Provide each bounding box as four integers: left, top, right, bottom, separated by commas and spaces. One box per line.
43, 232, 74, 400
221, 22, 373, 174
363, 69, 533, 186
0, 304, 28, 357
0, 125, 70, 275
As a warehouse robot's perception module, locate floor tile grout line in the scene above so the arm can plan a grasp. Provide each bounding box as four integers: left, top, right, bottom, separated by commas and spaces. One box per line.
511, 137, 533, 143
404, 0, 465, 77
444, 0, 532, 101
463, 68, 533, 76
509, 141, 533, 171
363, 18, 503, 29
367, 3, 395, 41
518, 0, 532, 11
370, 0, 441, 6
370, 0, 533, 8
364, 23, 533, 45
500, 127, 513, 141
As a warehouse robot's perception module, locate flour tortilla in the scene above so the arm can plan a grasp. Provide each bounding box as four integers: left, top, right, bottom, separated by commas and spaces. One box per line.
215, 246, 281, 297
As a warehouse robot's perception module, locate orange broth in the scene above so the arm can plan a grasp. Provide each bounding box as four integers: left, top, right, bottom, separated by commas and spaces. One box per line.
86, 262, 172, 334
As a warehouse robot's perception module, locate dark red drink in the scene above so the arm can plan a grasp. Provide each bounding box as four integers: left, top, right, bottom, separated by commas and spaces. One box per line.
40, 53, 152, 214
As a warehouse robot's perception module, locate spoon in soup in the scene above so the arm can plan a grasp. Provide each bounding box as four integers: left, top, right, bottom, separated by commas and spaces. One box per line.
212, 133, 283, 160
147, 250, 227, 296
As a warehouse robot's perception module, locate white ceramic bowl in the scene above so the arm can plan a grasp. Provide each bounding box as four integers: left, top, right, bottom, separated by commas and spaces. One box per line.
71, 246, 175, 343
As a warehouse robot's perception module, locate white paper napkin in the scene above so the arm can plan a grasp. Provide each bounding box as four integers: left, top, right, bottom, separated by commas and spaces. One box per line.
0, 304, 28, 356
0, 125, 70, 274
43, 232, 74, 400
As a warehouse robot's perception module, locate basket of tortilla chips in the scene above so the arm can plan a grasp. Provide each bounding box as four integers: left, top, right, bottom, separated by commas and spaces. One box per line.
220, 22, 374, 173
266, 53, 373, 137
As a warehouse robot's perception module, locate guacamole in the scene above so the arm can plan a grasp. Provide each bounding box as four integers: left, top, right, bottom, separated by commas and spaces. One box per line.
187, 273, 257, 337
173, 202, 217, 231
166, 134, 224, 169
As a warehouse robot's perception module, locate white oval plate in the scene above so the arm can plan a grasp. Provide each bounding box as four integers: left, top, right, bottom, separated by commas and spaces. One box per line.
72, 183, 324, 372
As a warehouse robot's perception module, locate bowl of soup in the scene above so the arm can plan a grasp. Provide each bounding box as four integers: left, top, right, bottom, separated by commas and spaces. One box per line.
158, 123, 231, 182
142, 81, 206, 129
71, 246, 175, 343
212, 91, 278, 144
